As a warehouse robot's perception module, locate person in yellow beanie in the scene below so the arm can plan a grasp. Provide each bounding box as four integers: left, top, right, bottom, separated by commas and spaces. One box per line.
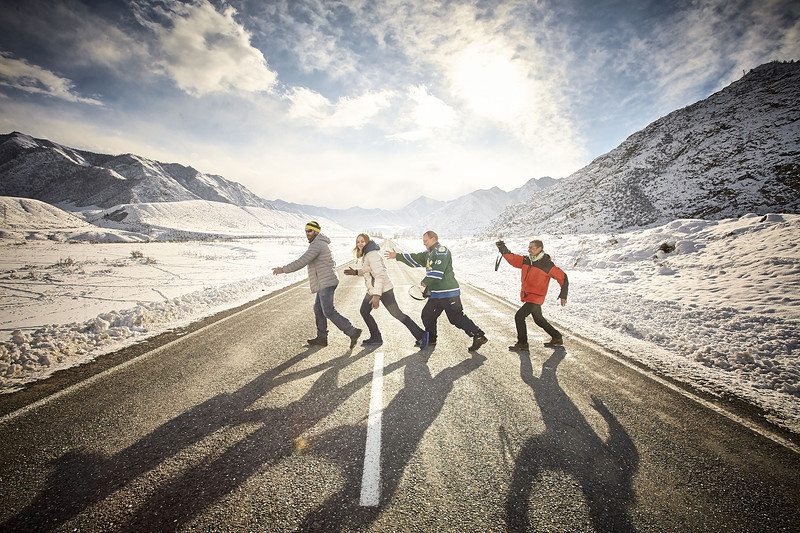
273, 221, 362, 348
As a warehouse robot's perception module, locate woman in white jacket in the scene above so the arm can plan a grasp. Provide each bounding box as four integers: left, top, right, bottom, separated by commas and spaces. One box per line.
344, 234, 429, 348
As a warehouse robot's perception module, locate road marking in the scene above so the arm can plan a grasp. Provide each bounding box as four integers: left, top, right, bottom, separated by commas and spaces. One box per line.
360, 351, 384, 506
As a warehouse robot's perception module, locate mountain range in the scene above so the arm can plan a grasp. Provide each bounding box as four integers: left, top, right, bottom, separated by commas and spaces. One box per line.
1, 60, 797, 240
0, 131, 553, 237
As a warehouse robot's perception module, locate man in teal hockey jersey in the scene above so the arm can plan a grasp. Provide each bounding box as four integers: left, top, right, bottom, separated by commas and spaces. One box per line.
386, 231, 488, 351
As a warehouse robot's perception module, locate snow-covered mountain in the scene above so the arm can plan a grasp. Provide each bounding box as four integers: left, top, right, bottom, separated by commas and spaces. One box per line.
0, 131, 553, 237
0, 132, 273, 209
275, 178, 556, 237
487, 60, 800, 236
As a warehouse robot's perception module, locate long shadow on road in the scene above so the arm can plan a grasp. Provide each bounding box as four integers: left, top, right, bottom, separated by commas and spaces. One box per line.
295, 348, 487, 532
1, 345, 381, 532
506, 347, 639, 532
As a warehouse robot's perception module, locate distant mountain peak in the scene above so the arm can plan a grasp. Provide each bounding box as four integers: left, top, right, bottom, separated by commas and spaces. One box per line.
0, 133, 273, 210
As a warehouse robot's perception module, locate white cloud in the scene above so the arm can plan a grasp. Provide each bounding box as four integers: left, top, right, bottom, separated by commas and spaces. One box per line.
150, 1, 278, 96
287, 87, 394, 129
0, 52, 102, 105
325, 90, 394, 128
388, 85, 457, 142
286, 86, 331, 120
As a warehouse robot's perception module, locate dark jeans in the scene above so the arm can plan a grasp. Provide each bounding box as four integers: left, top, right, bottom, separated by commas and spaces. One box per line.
314, 285, 357, 339
360, 289, 424, 341
421, 295, 484, 342
515, 302, 561, 343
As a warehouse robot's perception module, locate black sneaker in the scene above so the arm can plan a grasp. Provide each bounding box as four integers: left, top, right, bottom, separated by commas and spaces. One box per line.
543, 337, 563, 347
416, 332, 430, 349
361, 337, 383, 346
306, 337, 328, 346
415, 334, 435, 348
468, 335, 488, 351
508, 342, 529, 352
349, 328, 363, 349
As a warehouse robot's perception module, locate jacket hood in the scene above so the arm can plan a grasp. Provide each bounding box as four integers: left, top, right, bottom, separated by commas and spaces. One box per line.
362, 240, 380, 255
314, 233, 331, 245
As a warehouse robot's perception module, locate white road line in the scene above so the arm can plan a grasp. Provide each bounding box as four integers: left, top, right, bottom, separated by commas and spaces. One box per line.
360, 351, 384, 507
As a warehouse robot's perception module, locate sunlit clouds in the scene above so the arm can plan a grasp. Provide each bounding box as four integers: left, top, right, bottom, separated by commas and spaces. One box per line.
0, 53, 102, 105
144, 2, 278, 96
0, 0, 797, 209
289, 88, 395, 129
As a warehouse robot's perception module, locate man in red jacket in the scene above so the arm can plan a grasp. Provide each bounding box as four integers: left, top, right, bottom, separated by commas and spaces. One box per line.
496, 238, 568, 350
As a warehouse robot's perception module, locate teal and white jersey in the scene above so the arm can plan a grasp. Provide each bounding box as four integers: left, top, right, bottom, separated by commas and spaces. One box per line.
395, 243, 461, 298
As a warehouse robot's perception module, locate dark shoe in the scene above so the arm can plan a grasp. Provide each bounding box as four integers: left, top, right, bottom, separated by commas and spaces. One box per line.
414, 336, 436, 348
416, 332, 430, 349
508, 342, 529, 352
544, 337, 563, 347
349, 328, 362, 349
468, 335, 488, 351
306, 337, 328, 347
361, 337, 383, 346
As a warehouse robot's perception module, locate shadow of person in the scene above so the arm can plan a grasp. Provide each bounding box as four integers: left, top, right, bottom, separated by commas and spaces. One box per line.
295, 350, 487, 532
0, 345, 370, 532
506, 347, 639, 532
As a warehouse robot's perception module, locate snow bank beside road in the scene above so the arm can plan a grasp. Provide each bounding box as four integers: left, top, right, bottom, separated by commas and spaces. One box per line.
0, 236, 355, 390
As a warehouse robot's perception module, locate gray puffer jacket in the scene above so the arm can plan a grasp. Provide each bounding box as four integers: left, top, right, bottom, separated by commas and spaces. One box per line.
282, 233, 339, 293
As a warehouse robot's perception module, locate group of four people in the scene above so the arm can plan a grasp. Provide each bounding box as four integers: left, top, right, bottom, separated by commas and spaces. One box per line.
273, 221, 568, 352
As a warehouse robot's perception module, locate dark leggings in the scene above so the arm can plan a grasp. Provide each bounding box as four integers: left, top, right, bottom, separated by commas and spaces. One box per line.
360, 289, 425, 341
515, 302, 561, 343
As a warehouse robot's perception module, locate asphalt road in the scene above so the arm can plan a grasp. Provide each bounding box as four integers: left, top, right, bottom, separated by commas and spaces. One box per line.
1, 247, 799, 532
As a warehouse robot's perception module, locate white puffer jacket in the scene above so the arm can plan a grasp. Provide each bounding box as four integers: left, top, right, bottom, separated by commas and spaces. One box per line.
357, 242, 393, 296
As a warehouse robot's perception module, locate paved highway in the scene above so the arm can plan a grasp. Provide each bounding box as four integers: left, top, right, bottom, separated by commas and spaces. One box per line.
1, 249, 798, 532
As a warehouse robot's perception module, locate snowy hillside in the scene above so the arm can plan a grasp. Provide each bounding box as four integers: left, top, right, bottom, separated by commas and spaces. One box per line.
488, 61, 800, 236
0, 132, 273, 209
80, 200, 351, 240
0, 196, 349, 243
0, 196, 147, 243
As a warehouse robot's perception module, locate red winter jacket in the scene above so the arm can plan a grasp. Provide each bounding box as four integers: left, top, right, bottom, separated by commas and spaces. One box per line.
501, 251, 569, 305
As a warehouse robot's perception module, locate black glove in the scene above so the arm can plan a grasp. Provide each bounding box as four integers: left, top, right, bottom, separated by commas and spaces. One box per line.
344, 267, 358, 276
496, 240, 510, 255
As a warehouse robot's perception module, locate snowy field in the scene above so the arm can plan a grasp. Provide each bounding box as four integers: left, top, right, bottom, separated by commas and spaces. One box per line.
0, 210, 798, 435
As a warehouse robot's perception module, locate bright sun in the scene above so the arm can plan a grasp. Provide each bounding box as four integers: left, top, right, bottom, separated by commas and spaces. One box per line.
450, 46, 532, 122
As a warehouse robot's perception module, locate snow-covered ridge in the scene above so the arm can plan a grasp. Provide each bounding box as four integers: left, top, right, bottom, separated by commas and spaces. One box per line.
487, 61, 800, 236
0, 132, 274, 210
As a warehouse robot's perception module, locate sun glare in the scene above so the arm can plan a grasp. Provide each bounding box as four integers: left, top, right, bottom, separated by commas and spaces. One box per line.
451, 47, 532, 122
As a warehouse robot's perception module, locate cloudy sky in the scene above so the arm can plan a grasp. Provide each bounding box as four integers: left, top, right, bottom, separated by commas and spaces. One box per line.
1, 0, 798, 209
